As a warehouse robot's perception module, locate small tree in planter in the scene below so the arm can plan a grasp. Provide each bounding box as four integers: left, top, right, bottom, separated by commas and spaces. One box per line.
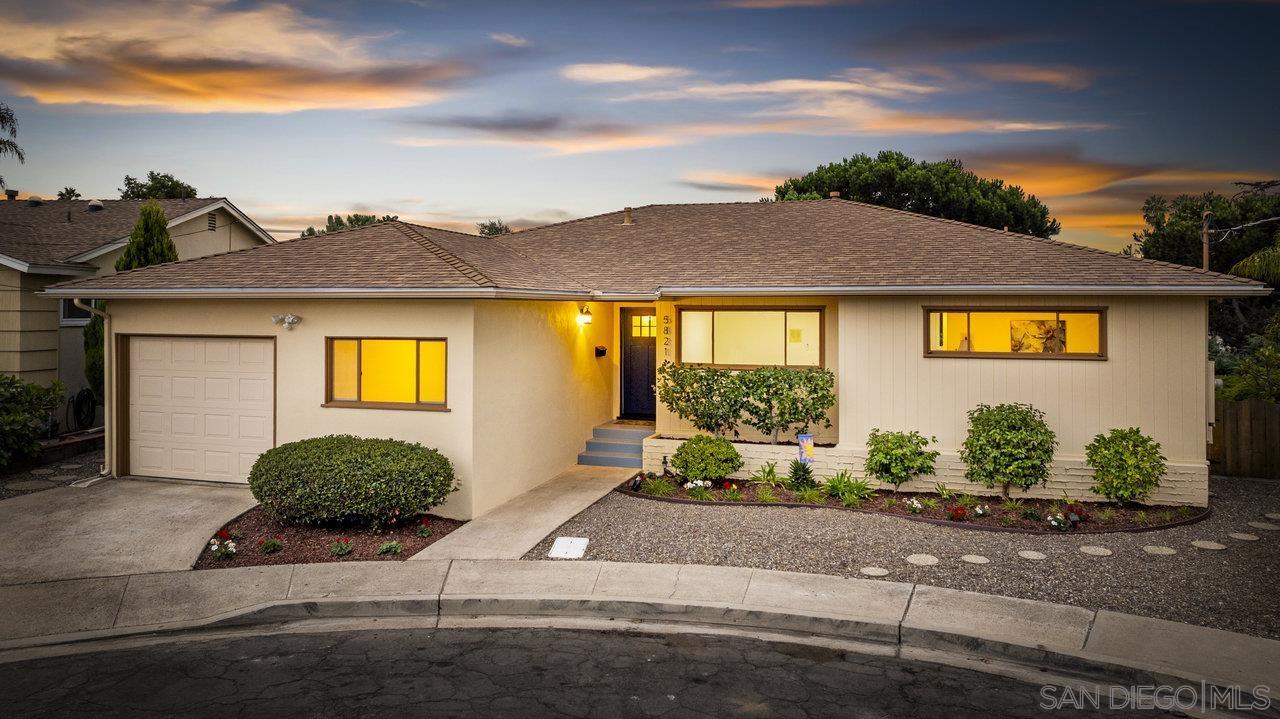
960, 403, 1058, 499
0, 375, 64, 471
740, 366, 836, 444
863, 429, 939, 494
656, 362, 745, 438
670, 435, 744, 484
1085, 427, 1166, 504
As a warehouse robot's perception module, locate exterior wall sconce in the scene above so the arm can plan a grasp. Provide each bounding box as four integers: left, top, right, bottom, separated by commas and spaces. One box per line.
577, 305, 593, 326
271, 313, 302, 330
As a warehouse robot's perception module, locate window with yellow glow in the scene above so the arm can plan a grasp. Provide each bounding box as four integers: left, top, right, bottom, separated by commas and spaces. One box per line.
326, 338, 448, 407
631, 314, 656, 338
925, 309, 1104, 358
679, 309, 822, 367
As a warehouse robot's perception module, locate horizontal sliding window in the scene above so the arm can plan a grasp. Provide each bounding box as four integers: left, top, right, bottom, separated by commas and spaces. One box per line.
926, 309, 1104, 359
326, 338, 447, 409
679, 309, 822, 367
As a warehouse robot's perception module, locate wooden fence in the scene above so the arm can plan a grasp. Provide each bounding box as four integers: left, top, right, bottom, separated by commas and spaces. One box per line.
1209, 398, 1280, 479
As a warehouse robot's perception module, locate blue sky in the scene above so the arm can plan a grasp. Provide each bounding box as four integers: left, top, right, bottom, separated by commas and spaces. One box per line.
1, 0, 1277, 249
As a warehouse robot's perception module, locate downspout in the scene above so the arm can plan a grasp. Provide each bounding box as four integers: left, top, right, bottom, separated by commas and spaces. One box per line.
73, 299, 112, 477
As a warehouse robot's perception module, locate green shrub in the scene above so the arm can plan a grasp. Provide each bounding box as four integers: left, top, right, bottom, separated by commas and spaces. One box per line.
639, 476, 677, 497
248, 435, 457, 528
329, 537, 354, 556
739, 366, 836, 444
687, 485, 715, 501
1084, 427, 1166, 504
747, 461, 782, 486
794, 487, 825, 504
863, 429, 939, 493
0, 375, 64, 471
258, 536, 284, 554
656, 362, 745, 437
723, 486, 745, 502
377, 540, 402, 556
756, 486, 779, 503
960, 404, 1057, 498
788, 459, 816, 490
670, 435, 744, 483
824, 469, 872, 500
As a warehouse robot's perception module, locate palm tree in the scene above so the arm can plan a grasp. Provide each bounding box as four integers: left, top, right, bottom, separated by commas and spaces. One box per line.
1231, 241, 1280, 285
0, 102, 24, 189
57, 187, 81, 201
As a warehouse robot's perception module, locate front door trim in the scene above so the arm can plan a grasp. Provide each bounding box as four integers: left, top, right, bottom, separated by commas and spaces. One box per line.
619, 307, 657, 420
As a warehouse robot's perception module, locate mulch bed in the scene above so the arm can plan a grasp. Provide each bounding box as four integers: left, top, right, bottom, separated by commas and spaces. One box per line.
193, 506, 464, 569
619, 475, 1209, 534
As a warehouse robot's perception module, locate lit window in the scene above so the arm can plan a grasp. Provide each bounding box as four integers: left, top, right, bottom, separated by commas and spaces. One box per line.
631, 315, 656, 338
925, 309, 1105, 358
326, 338, 447, 408
679, 309, 822, 367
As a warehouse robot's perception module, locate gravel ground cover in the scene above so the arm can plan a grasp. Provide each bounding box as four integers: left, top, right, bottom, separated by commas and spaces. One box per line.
0, 448, 104, 500
526, 476, 1280, 640
194, 507, 464, 569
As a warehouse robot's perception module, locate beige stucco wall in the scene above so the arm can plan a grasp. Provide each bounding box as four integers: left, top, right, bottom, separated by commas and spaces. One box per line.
0, 269, 60, 385
92, 208, 262, 275
472, 300, 615, 516
105, 298, 478, 519
652, 296, 839, 444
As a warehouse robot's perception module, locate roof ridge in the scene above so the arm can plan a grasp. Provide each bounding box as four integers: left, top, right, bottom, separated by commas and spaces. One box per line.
392, 221, 495, 287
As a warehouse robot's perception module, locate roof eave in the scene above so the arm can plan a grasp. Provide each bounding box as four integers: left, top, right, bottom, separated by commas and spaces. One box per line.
40, 286, 594, 300
654, 284, 1271, 298
0, 252, 97, 276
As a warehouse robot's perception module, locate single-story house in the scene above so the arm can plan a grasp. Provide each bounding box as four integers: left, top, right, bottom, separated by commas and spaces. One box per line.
45, 199, 1268, 518
1, 195, 274, 415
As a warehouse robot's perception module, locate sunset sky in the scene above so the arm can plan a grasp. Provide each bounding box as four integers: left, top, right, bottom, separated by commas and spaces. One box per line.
1, 0, 1276, 249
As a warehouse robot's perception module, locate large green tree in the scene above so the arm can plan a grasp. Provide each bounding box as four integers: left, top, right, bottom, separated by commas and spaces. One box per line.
299, 213, 397, 238
774, 150, 1061, 238
1131, 185, 1280, 347
0, 102, 24, 189
119, 171, 197, 199
476, 218, 512, 236
84, 201, 180, 399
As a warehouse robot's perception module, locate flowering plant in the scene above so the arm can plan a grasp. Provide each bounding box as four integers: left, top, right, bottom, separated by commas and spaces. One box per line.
973, 504, 991, 518
415, 516, 434, 538
329, 537, 354, 556
1047, 513, 1070, 532
209, 535, 236, 559
906, 498, 924, 514
257, 536, 284, 554
682, 479, 712, 490
947, 504, 968, 522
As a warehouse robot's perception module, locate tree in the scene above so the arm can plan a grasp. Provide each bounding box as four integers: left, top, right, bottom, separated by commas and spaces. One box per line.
119, 171, 197, 199
57, 187, 81, 200
1219, 313, 1280, 402
774, 150, 1060, 238
0, 101, 24, 189
477, 218, 512, 236
299, 213, 398, 238
1131, 186, 1280, 347
85, 201, 180, 399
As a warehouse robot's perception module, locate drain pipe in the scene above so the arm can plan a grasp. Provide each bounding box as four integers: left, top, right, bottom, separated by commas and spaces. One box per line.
73, 299, 112, 477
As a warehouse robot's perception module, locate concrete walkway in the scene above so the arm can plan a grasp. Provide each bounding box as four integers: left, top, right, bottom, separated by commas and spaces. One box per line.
0, 478, 257, 585
1, 559, 1275, 700
413, 465, 634, 560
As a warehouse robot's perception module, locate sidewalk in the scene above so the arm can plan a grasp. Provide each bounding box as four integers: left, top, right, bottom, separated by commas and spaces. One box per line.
1, 559, 1275, 697
413, 465, 633, 560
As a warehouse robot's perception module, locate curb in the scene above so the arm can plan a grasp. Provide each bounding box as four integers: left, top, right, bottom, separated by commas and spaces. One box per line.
0, 560, 1274, 703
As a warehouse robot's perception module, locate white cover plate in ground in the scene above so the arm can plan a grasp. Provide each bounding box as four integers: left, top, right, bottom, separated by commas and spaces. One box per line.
548, 536, 590, 559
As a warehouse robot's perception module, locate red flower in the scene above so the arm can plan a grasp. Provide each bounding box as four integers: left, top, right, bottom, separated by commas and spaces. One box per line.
257, 538, 265, 546
216, 528, 231, 540
947, 505, 968, 522
419, 516, 431, 526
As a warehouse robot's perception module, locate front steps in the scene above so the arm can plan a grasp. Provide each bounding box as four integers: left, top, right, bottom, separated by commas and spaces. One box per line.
577, 421, 653, 469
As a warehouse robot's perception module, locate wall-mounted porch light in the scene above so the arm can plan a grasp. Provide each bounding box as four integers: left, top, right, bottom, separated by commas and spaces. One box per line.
577, 305, 593, 326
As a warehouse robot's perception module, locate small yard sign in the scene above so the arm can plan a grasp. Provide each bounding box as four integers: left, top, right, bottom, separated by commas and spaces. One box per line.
797, 434, 815, 464
548, 536, 589, 559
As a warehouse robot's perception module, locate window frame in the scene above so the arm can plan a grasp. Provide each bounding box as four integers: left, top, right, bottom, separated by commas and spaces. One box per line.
676, 306, 826, 369
921, 306, 1108, 360
59, 298, 92, 327
323, 336, 449, 411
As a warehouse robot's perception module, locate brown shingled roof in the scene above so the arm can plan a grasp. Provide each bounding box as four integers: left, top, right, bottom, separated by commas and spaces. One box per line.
0, 198, 238, 268
46, 199, 1267, 297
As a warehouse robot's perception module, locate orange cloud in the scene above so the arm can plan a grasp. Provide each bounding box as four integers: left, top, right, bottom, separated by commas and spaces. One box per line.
970, 63, 1092, 91
678, 171, 789, 193
561, 63, 693, 84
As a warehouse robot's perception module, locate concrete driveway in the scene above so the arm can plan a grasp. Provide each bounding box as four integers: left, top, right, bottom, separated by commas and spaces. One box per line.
0, 479, 257, 586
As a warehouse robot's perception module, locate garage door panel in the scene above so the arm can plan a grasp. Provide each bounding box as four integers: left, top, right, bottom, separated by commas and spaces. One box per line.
128, 337, 273, 484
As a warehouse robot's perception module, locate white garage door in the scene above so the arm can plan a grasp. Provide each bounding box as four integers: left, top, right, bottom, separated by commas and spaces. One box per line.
128, 336, 274, 483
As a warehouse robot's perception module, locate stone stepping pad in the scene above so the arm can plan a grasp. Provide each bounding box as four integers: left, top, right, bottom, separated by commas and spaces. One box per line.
1191, 540, 1227, 550
1228, 533, 1259, 541
1017, 550, 1047, 561
1142, 545, 1177, 555
1079, 545, 1112, 557
1247, 521, 1280, 531
29, 469, 55, 475
859, 566, 889, 577
1266, 513, 1280, 521
905, 554, 939, 566
960, 555, 989, 564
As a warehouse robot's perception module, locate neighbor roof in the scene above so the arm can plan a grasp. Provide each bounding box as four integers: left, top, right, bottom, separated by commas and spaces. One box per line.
0, 197, 274, 274
45, 199, 1268, 298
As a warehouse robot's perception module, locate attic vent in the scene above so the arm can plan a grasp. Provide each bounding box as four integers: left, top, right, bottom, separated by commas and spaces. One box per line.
207, 212, 217, 231
87, 199, 104, 211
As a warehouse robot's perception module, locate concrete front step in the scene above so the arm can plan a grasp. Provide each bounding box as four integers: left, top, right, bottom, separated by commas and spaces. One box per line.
585, 438, 643, 455
591, 424, 653, 441
577, 450, 642, 468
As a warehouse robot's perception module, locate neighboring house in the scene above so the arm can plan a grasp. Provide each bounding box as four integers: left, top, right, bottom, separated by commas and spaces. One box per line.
0, 195, 275, 418
45, 199, 1267, 519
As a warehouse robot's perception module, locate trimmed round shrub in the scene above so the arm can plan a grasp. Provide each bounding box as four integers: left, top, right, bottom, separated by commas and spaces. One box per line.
1085, 427, 1166, 504
670, 435, 743, 483
249, 435, 458, 528
863, 428, 939, 493
960, 403, 1058, 498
